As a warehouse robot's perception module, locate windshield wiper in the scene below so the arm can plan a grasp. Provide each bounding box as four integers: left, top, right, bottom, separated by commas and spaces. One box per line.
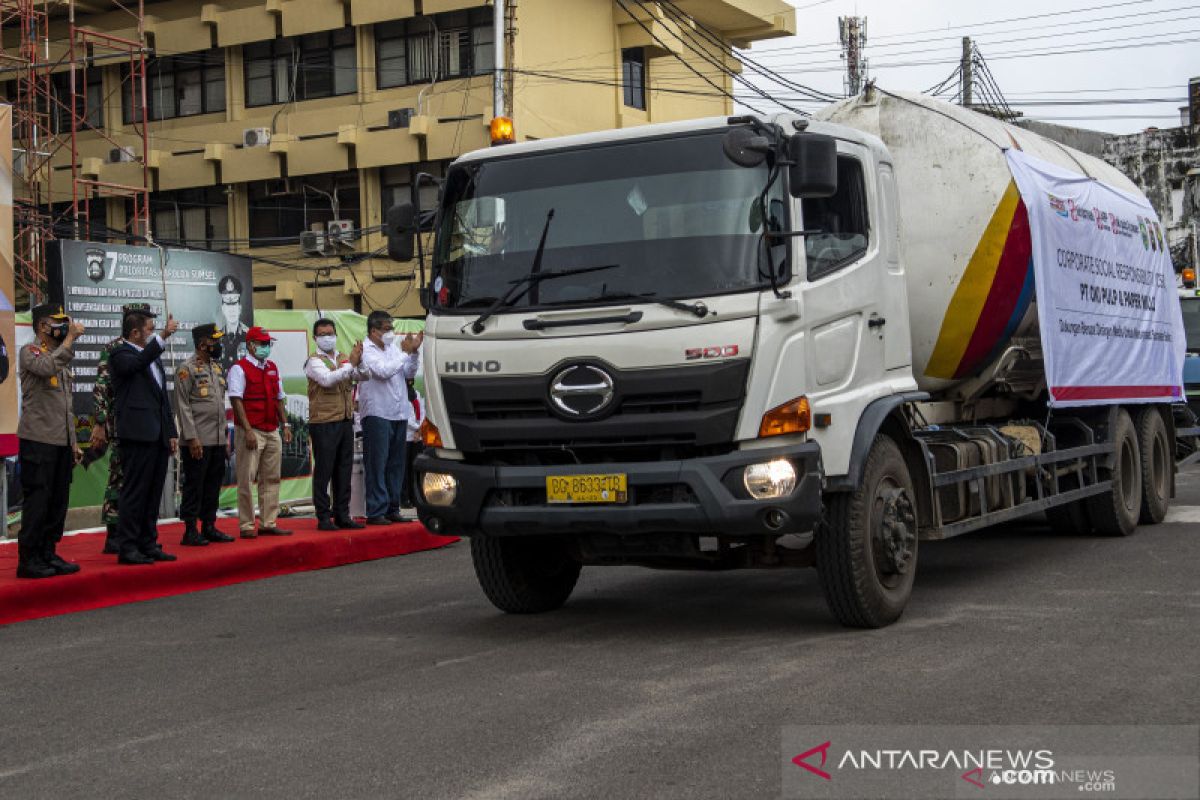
586, 290, 712, 319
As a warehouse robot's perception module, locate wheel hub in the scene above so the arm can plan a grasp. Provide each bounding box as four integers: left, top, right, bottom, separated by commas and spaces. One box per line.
876, 488, 916, 575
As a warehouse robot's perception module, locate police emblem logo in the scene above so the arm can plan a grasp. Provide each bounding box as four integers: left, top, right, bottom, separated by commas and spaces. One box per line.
85, 248, 106, 282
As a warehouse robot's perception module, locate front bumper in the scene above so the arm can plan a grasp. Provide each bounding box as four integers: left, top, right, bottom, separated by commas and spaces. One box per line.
413, 442, 823, 538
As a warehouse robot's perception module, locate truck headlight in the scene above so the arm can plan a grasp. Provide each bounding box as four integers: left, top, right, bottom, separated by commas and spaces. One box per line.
421, 472, 458, 506
743, 459, 797, 500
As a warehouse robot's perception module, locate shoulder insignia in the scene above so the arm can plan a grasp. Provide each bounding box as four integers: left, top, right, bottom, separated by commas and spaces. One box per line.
27, 344, 43, 356
178, 368, 190, 381
213, 364, 223, 374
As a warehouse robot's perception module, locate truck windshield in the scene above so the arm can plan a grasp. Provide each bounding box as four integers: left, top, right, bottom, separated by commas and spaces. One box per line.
432, 130, 786, 311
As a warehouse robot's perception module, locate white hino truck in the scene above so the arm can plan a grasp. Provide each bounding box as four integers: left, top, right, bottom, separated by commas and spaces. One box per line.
394, 88, 1198, 628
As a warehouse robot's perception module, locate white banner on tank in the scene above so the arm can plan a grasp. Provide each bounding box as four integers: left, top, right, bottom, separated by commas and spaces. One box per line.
1005, 149, 1184, 407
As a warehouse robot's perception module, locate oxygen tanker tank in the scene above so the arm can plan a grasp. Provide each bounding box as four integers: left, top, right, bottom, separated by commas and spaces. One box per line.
814, 89, 1144, 396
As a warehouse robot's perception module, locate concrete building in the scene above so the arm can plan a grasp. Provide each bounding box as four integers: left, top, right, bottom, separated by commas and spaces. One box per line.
3, 0, 795, 316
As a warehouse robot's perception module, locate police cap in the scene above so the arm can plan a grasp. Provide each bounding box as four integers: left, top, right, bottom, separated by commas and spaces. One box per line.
192, 323, 223, 345
31, 303, 69, 325
218, 275, 242, 295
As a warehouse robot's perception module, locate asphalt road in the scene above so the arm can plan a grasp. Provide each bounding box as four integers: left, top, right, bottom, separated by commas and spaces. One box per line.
1, 471, 1198, 800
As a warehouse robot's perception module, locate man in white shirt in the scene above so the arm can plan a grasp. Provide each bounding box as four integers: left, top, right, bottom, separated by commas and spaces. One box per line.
358, 310, 422, 524
304, 317, 364, 531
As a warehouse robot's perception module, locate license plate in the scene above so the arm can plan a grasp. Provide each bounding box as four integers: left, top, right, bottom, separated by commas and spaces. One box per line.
546, 474, 628, 504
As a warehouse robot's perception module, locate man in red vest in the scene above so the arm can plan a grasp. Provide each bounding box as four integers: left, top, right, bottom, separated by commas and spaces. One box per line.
228, 326, 293, 538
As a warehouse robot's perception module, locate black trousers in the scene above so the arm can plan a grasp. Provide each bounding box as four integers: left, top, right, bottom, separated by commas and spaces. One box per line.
310, 419, 353, 521
180, 444, 225, 525
402, 439, 424, 507
116, 440, 169, 557
17, 439, 73, 562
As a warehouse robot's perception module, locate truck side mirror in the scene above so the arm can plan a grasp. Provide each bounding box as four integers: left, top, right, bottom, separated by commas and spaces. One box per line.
386, 203, 417, 262
787, 133, 838, 198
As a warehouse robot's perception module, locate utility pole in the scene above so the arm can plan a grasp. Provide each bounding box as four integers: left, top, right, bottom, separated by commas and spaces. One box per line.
493, 0, 505, 120
504, 0, 516, 118
838, 16, 868, 96
961, 36, 973, 107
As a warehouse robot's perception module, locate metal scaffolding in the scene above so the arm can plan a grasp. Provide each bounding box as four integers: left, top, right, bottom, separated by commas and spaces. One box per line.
0, 0, 151, 301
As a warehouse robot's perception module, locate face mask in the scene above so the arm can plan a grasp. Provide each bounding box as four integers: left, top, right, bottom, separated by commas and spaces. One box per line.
49, 323, 68, 341
381, 331, 396, 347
208, 342, 224, 359
315, 334, 337, 353
254, 344, 272, 360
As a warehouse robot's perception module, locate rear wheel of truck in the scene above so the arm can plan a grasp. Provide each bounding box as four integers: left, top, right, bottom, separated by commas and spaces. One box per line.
1135, 407, 1170, 525
1086, 408, 1142, 537
470, 536, 582, 614
816, 434, 918, 629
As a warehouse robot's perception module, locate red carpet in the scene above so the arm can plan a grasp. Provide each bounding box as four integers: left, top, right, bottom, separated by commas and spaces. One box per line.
0, 519, 458, 626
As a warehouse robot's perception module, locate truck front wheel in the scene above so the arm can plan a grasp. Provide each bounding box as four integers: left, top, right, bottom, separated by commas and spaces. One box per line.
470, 536, 582, 614
1086, 408, 1142, 537
816, 434, 918, 628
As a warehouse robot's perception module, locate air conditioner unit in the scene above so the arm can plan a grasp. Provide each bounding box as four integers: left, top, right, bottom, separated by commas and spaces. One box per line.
243, 127, 272, 148
387, 108, 415, 129
108, 146, 136, 163
326, 219, 355, 243
299, 230, 326, 256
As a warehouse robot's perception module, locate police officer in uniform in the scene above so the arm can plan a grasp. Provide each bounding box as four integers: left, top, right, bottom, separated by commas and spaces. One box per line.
89, 302, 155, 554
217, 274, 250, 375
16, 304, 85, 578
175, 323, 236, 546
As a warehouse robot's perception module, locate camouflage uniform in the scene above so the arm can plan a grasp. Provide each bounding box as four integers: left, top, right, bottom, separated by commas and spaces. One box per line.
93, 336, 124, 529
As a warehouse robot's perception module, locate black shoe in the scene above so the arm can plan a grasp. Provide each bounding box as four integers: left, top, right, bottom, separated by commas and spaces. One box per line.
257, 526, 293, 536
118, 551, 155, 565
385, 512, 405, 523
144, 548, 178, 562
103, 524, 119, 554
45, 553, 81, 575
181, 525, 209, 547
365, 516, 390, 526
102, 541, 119, 555
202, 524, 235, 543
335, 517, 365, 530
17, 558, 57, 579
317, 518, 338, 531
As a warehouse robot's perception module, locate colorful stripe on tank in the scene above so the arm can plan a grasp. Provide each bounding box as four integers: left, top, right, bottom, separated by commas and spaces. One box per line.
925, 180, 1034, 381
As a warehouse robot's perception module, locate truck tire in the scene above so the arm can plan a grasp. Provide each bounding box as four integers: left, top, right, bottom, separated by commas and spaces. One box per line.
1086, 408, 1142, 537
1135, 407, 1170, 525
470, 536, 582, 614
816, 434, 918, 628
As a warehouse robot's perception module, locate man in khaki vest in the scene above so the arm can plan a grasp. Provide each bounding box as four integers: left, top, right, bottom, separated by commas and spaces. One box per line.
304, 318, 364, 531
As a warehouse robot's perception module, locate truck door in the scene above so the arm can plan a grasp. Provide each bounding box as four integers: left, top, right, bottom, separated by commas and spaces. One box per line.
799, 146, 910, 469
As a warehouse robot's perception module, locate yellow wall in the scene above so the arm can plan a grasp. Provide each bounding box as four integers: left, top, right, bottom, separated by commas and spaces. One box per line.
5, 0, 793, 318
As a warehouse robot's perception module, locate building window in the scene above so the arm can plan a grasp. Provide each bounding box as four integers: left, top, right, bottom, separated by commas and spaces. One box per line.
51, 70, 103, 131
123, 48, 226, 123
803, 156, 870, 279
375, 8, 493, 89
248, 172, 360, 247
244, 29, 357, 108
148, 187, 230, 250
381, 161, 447, 231
622, 48, 646, 110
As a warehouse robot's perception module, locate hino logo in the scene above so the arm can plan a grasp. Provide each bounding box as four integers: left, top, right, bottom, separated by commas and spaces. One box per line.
444, 360, 501, 373
549, 365, 615, 418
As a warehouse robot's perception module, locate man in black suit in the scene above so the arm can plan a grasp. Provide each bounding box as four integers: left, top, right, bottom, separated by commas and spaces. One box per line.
110, 309, 181, 565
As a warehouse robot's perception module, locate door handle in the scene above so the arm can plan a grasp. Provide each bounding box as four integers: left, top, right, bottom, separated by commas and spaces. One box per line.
868, 316, 886, 329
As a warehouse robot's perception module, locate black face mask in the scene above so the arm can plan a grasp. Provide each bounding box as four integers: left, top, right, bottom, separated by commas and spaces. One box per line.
208, 342, 224, 359
49, 323, 68, 342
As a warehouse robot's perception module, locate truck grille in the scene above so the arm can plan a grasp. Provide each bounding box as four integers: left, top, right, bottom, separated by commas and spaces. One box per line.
441, 360, 750, 463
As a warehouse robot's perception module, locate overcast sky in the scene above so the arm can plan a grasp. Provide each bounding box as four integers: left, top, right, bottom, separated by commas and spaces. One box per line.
733, 0, 1200, 134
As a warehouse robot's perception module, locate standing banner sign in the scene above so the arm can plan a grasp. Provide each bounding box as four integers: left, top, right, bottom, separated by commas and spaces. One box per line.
1006, 150, 1185, 407
0, 106, 15, 458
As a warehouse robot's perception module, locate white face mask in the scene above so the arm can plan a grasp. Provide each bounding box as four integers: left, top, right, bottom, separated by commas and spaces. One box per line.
315, 334, 337, 353
381, 331, 396, 347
